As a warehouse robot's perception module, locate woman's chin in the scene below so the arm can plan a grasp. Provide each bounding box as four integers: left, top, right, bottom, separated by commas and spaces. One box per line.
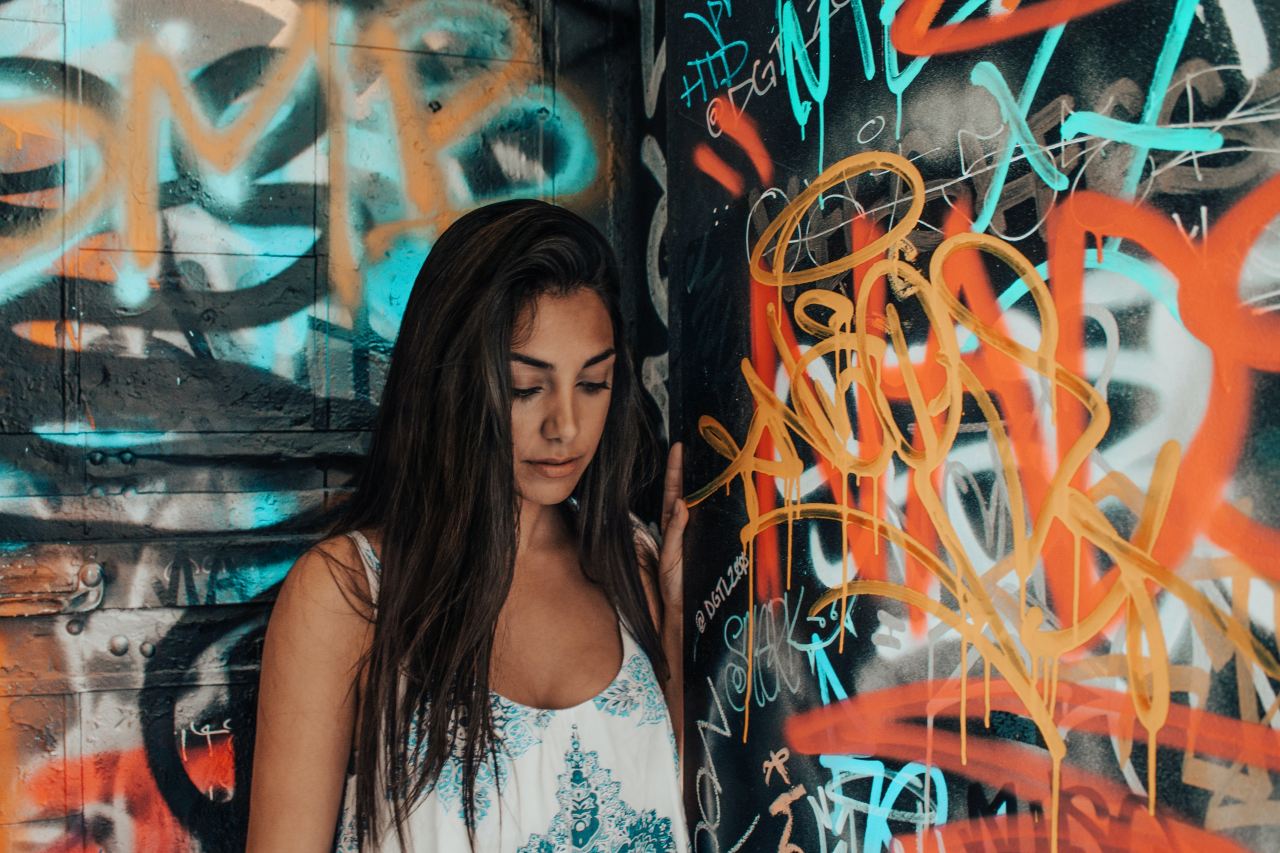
516, 478, 579, 507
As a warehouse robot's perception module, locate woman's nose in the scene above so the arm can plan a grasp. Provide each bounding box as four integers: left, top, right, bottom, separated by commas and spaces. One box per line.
543, 388, 579, 443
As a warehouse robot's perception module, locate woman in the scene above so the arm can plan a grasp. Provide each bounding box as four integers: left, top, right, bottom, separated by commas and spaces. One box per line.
246, 200, 689, 851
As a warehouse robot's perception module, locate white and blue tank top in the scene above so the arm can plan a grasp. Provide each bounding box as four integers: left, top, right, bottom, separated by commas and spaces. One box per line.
333, 530, 690, 852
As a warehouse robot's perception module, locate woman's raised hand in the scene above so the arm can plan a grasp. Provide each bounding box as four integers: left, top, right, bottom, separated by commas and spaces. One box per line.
658, 442, 687, 607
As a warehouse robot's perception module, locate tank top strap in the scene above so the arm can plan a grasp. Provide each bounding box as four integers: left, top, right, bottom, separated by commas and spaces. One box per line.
346, 530, 381, 603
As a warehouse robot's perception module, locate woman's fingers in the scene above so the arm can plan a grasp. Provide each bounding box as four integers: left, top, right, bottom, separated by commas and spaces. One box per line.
662, 442, 684, 534
659, 441, 686, 603
658, 497, 687, 603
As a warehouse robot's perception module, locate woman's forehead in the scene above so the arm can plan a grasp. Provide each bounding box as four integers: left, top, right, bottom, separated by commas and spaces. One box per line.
511, 290, 614, 360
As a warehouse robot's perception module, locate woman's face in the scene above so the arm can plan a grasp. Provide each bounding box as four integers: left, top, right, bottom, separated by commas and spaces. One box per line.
509, 288, 616, 507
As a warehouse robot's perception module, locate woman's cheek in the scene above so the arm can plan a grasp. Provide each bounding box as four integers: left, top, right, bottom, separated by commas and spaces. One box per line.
510, 410, 535, 455
589, 395, 612, 444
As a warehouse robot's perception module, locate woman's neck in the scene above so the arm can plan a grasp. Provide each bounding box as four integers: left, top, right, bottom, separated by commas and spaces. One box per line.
516, 498, 573, 556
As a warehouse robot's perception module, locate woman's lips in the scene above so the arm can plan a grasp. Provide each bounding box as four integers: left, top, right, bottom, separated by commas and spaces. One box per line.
527, 458, 579, 478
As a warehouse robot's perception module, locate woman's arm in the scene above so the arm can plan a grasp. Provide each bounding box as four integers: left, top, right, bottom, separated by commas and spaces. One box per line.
246, 537, 373, 852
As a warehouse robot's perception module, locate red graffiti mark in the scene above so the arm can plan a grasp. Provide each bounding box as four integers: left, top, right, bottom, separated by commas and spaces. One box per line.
710, 100, 774, 187
747, 267, 795, 600
900, 807, 1247, 852
183, 730, 236, 802
1038, 173, 1280, 631
744, 200, 1038, 619
21, 738, 234, 851
693, 143, 745, 198
694, 105, 773, 199
785, 678, 1275, 850
889, 0, 1134, 56
1187, 173, 1280, 371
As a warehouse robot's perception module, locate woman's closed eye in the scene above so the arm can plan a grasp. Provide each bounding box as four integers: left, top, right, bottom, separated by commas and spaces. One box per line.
512, 380, 612, 400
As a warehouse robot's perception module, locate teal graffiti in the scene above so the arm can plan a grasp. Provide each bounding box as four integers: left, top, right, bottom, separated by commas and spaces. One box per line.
33, 428, 177, 448
809, 634, 849, 706
543, 91, 598, 198
407, 8, 517, 61
0, 460, 47, 499
365, 231, 433, 341
210, 556, 294, 603
777, 0, 831, 175
721, 588, 807, 713
819, 755, 949, 852
680, 1, 749, 107
237, 306, 311, 374
113, 261, 151, 309
1059, 111, 1224, 152
850, 0, 876, 82
441, 86, 597, 207
230, 490, 300, 530
1120, 0, 1202, 200
331, 0, 518, 61
969, 25, 1067, 234
880, 0, 987, 138
807, 640, 949, 851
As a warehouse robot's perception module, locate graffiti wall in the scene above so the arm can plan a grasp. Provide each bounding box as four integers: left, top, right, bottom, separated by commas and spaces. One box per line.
669, 0, 1280, 850
636, 0, 671, 443
0, 0, 645, 848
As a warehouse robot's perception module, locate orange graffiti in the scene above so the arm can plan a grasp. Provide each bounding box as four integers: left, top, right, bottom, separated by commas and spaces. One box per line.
0, 1, 539, 310
687, 150, 1280, 849
13, 319, 84, 351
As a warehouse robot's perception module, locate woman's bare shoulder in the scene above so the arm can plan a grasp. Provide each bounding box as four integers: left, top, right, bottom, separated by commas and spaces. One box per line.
276, 531, 377, 625
257, 533, 377, 708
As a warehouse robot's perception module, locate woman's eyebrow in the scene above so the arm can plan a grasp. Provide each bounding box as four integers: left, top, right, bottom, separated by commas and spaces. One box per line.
509, 347, 616, 371
509, 352, 552, 369
581, 347, 617, 368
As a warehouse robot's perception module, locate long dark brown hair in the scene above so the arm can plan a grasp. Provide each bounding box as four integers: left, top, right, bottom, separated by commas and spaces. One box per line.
319, 199, 666, 850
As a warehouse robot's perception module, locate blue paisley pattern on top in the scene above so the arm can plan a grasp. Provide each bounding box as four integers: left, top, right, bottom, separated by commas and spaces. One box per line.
516, 725, 676, 852
334, 802, 358, 852
408, 695, 556, 823
592, 653, 669, 726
